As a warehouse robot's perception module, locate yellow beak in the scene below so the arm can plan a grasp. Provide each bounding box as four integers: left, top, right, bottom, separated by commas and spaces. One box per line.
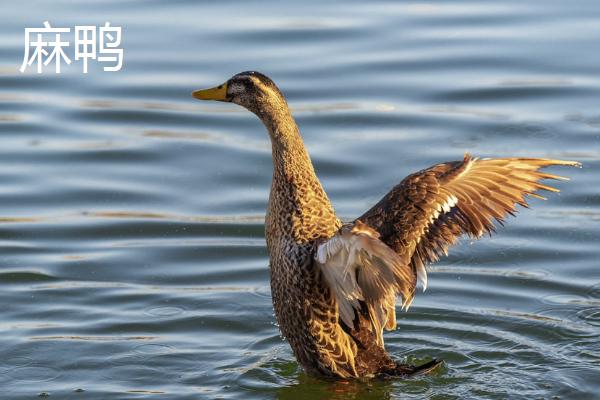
192, 82, 228, 101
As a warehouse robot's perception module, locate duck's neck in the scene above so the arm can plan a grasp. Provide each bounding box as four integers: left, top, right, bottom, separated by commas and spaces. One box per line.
262, 110, 314, 183
258, 105, 340, 243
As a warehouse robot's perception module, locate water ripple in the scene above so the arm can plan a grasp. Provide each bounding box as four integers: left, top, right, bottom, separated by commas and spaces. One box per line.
0, 0, 598, 398
7, 365, 62, 383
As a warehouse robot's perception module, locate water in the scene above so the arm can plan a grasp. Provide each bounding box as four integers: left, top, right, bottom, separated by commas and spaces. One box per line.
1, 0, 599, 398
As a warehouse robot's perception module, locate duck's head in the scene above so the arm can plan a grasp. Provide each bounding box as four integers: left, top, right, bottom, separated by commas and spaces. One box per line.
192, 71, 286, 118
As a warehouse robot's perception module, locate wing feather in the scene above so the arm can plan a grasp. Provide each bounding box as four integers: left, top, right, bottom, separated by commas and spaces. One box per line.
358, 154, 580, 289
316, 221, 416, 346
317, 154, 578, 348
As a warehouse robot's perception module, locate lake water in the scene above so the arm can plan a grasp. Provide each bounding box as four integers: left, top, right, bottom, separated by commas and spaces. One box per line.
1, 1, 599, 399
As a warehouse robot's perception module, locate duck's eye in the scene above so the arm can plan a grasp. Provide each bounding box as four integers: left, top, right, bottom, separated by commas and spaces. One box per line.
229, 82, 246, 95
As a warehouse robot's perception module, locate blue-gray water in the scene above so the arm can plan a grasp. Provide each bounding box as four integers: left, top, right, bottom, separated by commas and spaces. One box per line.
1, 1, 599, 399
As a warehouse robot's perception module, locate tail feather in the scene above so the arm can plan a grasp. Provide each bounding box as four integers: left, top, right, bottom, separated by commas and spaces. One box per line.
404, 358, 443, 376
379, 358, 443, 378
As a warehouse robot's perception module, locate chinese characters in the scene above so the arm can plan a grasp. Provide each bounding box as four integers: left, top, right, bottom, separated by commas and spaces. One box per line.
20, 21, 123, 74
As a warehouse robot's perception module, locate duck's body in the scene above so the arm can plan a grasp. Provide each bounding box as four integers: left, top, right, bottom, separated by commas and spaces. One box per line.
192, 71, 579, 378
263, 107, 347, 376
262, 97, 400, 377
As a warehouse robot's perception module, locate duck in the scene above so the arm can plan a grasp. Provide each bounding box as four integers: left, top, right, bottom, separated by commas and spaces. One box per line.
192, 71, 580, 379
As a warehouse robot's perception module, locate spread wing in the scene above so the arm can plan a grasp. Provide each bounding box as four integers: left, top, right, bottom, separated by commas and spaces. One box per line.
316, 154, 578, 347
315, 221, 416, 346
358, 154, 581, 290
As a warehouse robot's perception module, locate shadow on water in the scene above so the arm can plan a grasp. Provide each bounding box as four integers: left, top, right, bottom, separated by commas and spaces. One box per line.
274, 375, 397, 400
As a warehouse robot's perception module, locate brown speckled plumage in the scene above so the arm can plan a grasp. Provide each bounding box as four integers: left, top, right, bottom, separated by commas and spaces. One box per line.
192, 71, 580, 379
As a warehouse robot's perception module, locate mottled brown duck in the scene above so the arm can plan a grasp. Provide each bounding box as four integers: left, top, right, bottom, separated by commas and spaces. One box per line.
192, 71, 580, 379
